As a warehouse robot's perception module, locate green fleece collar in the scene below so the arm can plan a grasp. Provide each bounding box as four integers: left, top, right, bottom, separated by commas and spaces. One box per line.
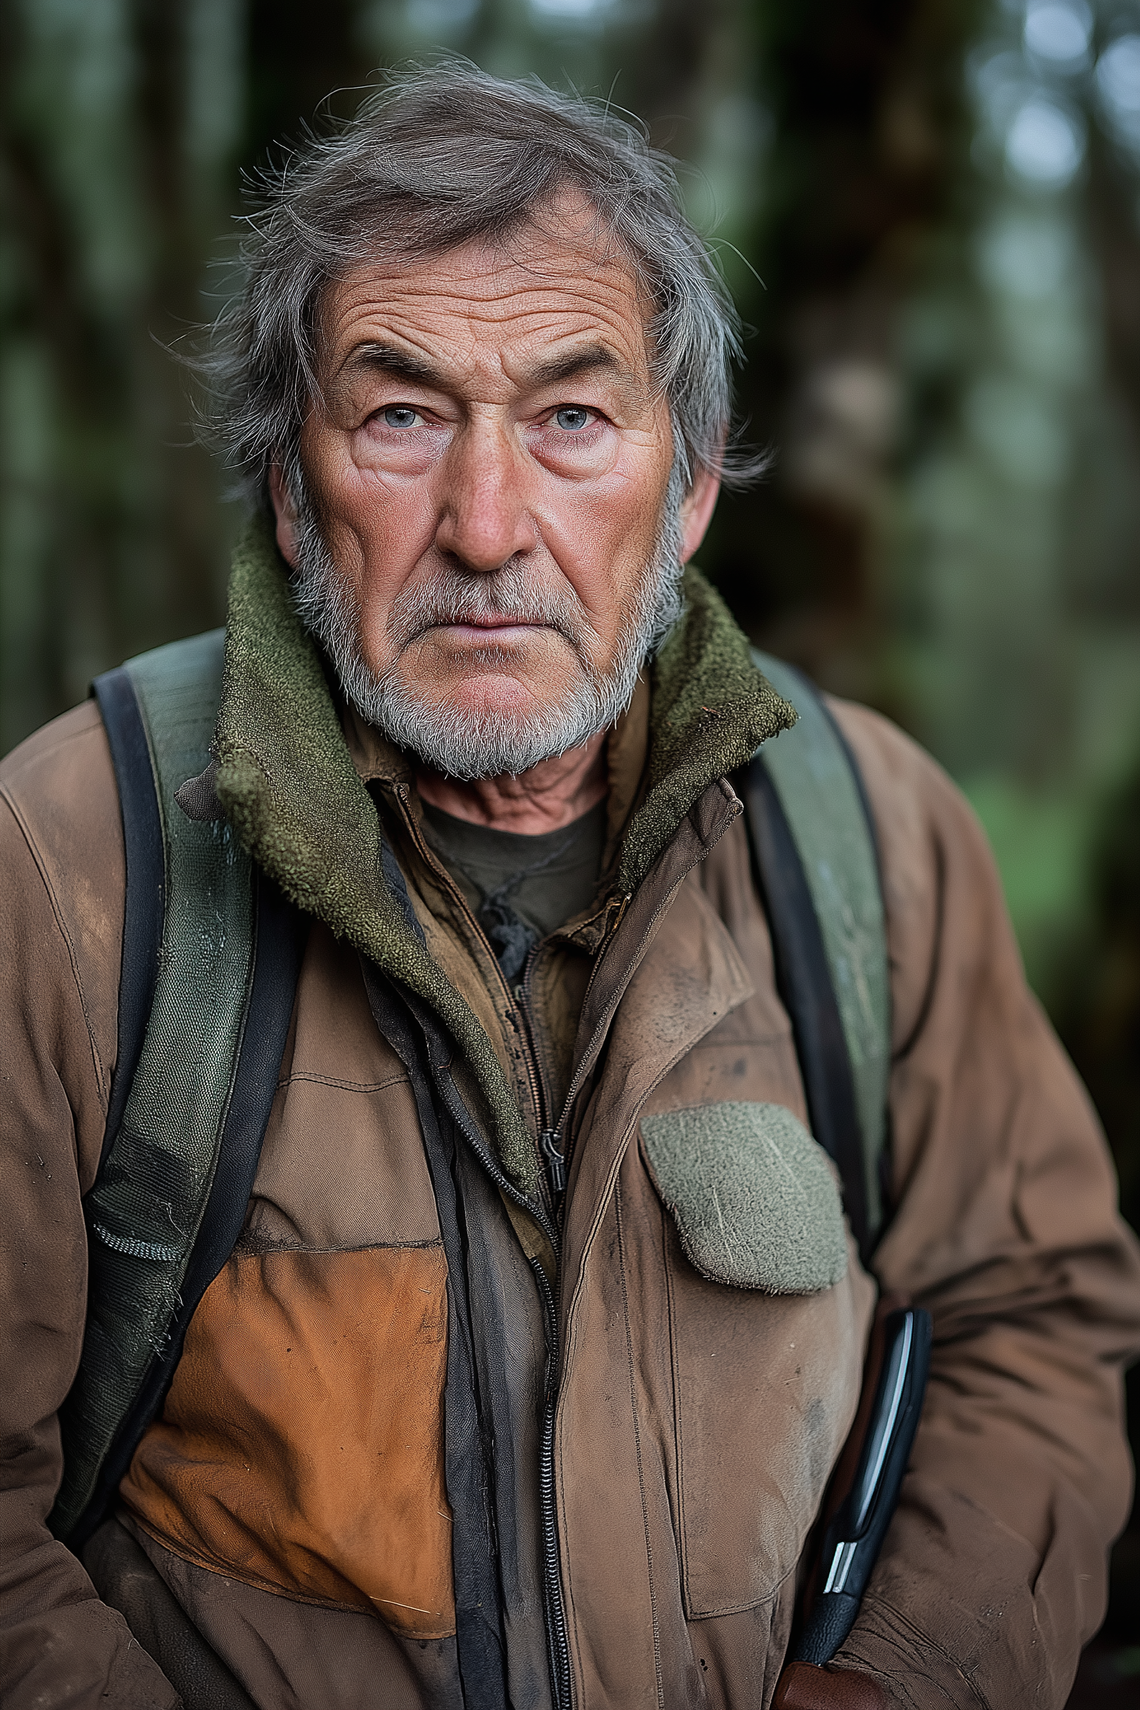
213, 518, 794, 1191
624, 567, 794, 893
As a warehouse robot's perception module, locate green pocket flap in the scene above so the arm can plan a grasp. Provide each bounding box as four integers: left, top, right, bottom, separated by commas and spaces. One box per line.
640, 1101, 848, 1294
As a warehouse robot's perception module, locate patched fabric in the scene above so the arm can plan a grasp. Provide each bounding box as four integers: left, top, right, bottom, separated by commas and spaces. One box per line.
640, 1101, 848, 1293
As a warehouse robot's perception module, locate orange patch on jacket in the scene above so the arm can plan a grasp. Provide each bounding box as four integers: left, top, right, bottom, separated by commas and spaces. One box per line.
121, 1244, 455, 1639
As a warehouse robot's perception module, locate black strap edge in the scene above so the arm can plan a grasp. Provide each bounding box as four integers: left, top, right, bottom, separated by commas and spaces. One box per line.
64, 875, 305, 1551
737, 756, 872, 1260
91, 669, 165, 1178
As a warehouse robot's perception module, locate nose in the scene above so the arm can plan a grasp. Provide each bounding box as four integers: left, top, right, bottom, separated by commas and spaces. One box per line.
433, 416, 537, 573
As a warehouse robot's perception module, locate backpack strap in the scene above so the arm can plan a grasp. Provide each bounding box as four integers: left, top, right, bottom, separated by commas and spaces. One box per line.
89, 667, 166, 1169
52, 632, 303, 1548
738, 651, 890, 1259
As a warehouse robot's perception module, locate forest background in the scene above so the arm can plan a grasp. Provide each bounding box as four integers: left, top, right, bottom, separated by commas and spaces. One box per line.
2, 0, 1139, 1696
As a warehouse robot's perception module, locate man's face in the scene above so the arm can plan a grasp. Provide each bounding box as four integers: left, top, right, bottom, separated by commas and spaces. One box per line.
272, 198, 718, 777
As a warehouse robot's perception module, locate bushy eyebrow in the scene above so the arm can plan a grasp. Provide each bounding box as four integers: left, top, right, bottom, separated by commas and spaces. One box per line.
339, 338, 632, 396
524, 343, 622, 390
342, 342, 443, 388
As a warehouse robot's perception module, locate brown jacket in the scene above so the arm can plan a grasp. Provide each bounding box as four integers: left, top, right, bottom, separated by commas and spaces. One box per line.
3, 534, 1139, 1710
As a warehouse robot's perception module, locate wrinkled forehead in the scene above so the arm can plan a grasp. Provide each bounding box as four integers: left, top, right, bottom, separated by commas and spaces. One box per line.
313, 188, 658, 389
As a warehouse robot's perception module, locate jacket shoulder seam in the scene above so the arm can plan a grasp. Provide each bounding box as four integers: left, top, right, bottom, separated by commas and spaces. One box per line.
0, 783, 110, 1111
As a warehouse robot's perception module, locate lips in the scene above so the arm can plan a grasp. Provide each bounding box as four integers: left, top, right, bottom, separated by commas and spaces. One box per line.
384, 564, 587, 655
423, 616, 558, 647
439, 613, 546, 630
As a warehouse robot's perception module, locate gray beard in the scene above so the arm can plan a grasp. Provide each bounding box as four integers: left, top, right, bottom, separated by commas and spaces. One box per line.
290, 467, 686, 781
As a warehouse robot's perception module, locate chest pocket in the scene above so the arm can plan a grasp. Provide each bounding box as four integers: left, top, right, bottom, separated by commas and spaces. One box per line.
640, 1100, 848, 1294
640, 1100, 863, 1619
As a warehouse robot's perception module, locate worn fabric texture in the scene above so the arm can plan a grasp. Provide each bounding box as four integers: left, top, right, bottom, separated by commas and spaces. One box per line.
2, 522, 1140, 1710
640, 1101, 849, 1292
82, 1518, 255, 1710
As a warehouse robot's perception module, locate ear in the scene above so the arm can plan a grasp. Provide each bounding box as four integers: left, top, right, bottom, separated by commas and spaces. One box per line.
679, 464, 721, 563
268, 464, 300, 569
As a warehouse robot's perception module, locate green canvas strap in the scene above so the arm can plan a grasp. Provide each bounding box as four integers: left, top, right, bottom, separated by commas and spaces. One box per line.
750, 650, 890, 1237
52, 630, 258, 1542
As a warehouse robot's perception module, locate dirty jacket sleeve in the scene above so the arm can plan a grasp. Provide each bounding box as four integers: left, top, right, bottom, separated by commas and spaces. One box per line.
829, 701, 1140, 1709
0, 704, 181, 1710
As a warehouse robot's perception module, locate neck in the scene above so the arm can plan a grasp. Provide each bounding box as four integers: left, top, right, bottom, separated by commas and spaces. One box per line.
415, 730, 608, 834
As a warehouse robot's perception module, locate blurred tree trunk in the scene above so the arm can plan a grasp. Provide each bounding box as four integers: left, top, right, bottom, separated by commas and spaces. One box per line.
245, 0, 360, 161
1086, 125, 1140, 617
705, 0, 978, 705
0, 0, 379, 751
0, 0, 246, 748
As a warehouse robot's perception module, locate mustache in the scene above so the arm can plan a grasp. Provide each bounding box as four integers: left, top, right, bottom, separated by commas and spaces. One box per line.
385, 560, 592, 658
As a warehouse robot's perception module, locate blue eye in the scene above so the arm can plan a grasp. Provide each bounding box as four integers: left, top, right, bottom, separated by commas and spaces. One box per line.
555, 407, 591, 431
383, 406, 420, 429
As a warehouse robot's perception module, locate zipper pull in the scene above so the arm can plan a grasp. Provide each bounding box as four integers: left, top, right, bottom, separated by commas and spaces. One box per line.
540, 1128, 567, 1207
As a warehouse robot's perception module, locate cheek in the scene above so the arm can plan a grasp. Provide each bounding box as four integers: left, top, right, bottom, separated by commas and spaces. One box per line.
317, 467, 438, 642
305, 420, 436, 546
327, 457, 435, 551
548, 472, 666, 620
297, 427, 435, 672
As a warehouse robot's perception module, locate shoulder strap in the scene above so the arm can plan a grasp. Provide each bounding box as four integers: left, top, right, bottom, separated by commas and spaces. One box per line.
739, 651, 890, 1259
52, 632, 303, 1548
88, 667, 166, 1165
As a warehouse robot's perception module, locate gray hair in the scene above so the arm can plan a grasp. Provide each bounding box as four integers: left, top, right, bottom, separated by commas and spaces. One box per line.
202, 59, 754, 505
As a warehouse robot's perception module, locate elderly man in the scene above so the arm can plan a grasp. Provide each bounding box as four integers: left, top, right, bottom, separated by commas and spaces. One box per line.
2, 65, 1138, 1710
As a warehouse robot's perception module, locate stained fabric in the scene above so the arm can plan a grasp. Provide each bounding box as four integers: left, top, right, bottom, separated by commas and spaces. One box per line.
360, 969, 515, 1710
82, 1519, 256, 1710
123, 1523, 463, 1710
120, 1245, 455, 1638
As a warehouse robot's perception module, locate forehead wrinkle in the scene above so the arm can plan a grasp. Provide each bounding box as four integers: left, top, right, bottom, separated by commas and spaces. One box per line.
320, 234, 654, 392
326, 298, 653, 411
328, 246, 642, 322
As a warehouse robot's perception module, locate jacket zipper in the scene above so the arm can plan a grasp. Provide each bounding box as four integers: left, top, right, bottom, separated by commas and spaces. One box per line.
510, 951, 564, 1217
390, 787, 573, 1708
517, 887, 632, 1217
534, 1255, 573, 1710
516, 888, 631, 1217
384, 788, 735, 1708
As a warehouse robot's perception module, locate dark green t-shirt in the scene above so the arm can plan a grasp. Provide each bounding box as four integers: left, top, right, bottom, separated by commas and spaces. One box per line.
420, 798, 606, 980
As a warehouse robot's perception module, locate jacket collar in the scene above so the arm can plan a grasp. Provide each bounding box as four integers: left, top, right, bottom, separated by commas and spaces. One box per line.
211, 514, 794, 1192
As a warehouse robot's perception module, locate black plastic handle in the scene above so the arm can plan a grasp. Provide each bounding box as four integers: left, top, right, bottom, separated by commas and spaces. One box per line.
795, 1306, 933, 1666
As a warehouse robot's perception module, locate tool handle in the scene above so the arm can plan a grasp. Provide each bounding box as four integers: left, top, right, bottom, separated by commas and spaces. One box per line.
795, 1306, 932, 1666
